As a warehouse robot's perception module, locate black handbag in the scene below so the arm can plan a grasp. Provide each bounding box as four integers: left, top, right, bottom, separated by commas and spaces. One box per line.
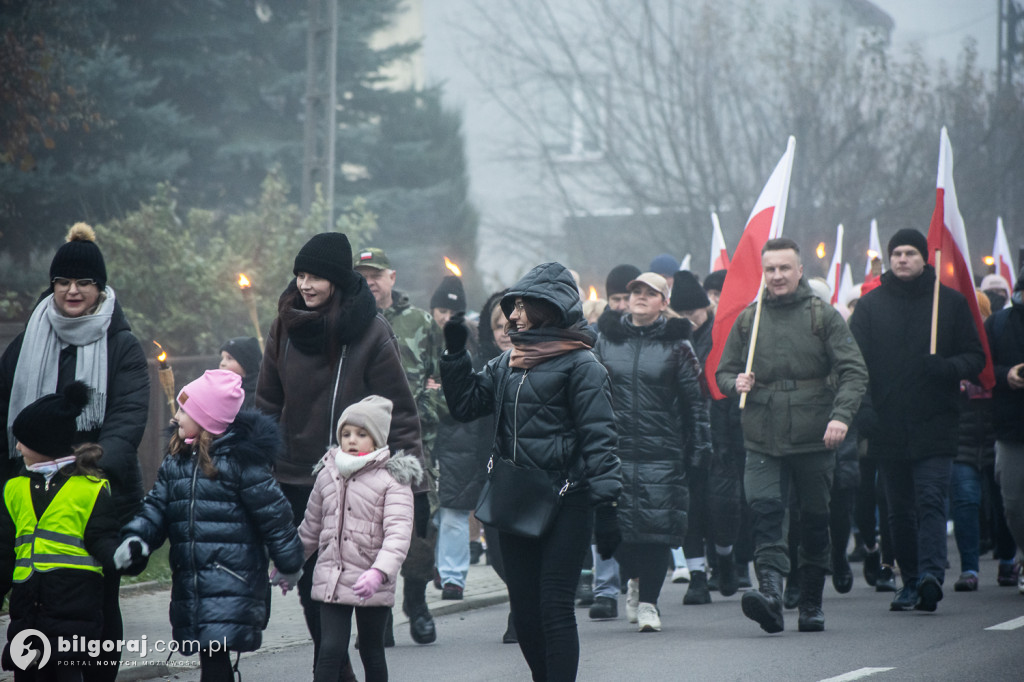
475, 454, 570, 539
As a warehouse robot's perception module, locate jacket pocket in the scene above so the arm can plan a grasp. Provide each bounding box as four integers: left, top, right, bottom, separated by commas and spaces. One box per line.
213, 561, 247, 584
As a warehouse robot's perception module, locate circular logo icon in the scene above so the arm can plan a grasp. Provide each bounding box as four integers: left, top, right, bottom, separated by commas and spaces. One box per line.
9, 628, 51, 670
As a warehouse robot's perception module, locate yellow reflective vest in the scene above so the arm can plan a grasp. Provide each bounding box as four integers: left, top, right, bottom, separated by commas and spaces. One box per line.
4, 476, 107, 582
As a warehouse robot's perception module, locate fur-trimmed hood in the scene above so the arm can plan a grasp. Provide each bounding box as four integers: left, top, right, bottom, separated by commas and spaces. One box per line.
205, 410, 282, 466
597, 307, 692, 343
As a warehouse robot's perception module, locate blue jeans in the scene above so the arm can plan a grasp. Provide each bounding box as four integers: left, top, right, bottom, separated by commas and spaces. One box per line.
591, 546, 621, 598
950, 462, 981, 574
881, 456, 952, 584
435, 507, 470, 588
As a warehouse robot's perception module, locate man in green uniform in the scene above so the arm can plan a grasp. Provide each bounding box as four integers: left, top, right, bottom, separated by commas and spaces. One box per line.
716, 238, 867, 634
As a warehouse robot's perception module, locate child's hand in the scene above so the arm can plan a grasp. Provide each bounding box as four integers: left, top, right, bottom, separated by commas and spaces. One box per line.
113, 536, 150, 571
269, 565, 303, 595
353, 568, 385, 600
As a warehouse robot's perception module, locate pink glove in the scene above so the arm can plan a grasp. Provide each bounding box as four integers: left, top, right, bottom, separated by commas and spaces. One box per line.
352, 568, 385, 600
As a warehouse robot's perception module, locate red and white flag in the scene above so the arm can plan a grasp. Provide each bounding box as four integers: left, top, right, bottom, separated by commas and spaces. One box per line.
706, 136, 796, 399
926, 127, 994, 389
837, 263, 855, 314
994, 217, 1017, 291
710, 212, 731, 273
866, 219, 883, 276
826, 224, 844, 306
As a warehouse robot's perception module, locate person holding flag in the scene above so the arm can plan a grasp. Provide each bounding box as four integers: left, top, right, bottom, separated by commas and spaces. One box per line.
717, 238, 867, 635
849, 228, 985, 613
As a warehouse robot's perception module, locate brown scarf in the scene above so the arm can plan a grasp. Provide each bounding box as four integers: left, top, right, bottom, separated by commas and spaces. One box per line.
509, 340, 589, 368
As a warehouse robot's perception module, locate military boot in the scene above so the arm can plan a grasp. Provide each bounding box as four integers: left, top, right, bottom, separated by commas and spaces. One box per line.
783, 566, 801, 609
797, 565, 826, 632
741, 565, 785, 633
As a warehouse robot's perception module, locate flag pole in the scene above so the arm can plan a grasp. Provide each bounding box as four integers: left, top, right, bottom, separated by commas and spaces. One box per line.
739, 274, 766, 409
930, 249, 942, 354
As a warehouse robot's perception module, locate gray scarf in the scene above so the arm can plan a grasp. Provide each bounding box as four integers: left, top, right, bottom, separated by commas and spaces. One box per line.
7, 288, 115, 458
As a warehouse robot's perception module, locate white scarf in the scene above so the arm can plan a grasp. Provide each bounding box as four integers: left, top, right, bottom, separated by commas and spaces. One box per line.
26, 455, 78, 481
334, 446, 389, 479
7, 289, 115, 458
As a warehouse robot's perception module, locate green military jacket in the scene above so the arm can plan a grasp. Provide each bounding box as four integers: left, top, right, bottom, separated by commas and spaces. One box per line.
383, 290, 441, 459
716, 280, 868, 457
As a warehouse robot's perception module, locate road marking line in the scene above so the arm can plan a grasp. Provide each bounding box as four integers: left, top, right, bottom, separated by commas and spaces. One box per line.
819, 668, 896, 682
986, 615, 1024, 631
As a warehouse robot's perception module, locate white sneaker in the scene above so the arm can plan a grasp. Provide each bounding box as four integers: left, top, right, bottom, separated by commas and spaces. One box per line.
626, 578, 639, 623
636, 602, 661, 632
671, 566, 691, 584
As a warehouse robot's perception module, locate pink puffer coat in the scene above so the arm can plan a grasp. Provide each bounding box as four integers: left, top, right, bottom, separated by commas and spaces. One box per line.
298, 447, 421, 607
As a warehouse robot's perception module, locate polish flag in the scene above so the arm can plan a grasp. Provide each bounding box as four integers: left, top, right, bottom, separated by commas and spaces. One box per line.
826, 224, 844, 306
710, 212, 731, 272
994, 217, 1017, 291
706, 136, 796, 399
865, 219, 884, 277
837, 263, 855, 315
926, 127, 994, 389
679, 253, 692, 271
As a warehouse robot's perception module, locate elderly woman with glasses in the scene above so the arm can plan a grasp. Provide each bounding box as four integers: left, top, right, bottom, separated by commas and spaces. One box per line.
0, 222, 150, 681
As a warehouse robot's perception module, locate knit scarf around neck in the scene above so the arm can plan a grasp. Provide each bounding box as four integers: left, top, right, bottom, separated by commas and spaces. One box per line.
7, 290, 115, 458
508, 326, 593, 369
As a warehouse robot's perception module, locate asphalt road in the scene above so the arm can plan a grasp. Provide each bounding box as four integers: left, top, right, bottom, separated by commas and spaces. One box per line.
158, 557, 1024, 682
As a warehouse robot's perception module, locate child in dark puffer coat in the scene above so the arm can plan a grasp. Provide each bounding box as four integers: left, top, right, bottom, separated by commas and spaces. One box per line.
118, 370, 303, 681
299, 395, 421, 682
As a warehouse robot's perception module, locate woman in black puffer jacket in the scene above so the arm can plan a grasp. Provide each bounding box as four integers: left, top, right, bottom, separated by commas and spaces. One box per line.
441, 263, 621, 682
593, 272, 711, 631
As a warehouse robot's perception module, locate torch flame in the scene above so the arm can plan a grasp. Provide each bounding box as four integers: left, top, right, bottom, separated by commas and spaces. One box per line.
238, 273, 251, 289
867, 250, 879, 260
816, 242, 826, 260
157, 351, 167, 363
983, 255, 995, 266
588, 286, 599, 301
443, 257, 462, 277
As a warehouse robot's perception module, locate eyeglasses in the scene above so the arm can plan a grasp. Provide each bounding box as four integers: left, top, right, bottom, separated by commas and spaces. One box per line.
51, 277, 98, 289
512, 301, 526, 313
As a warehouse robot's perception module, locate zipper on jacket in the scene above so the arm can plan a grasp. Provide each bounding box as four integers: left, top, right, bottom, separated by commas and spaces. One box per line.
327, 346, 348, 448
189, 456, 200, 624
511, 370, 530, 463
213, 561, 246, 583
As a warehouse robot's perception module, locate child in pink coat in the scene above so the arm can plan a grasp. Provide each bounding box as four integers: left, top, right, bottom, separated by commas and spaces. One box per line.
298, 395, 421, 682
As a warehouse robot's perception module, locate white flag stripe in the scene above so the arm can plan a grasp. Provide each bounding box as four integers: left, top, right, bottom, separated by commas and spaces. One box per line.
937, 127, 977, 284
826, 224, 844, 304
710, 212, 730, 273
867, 219, 883, 276
994, 216, 1017, 290
986, 615, 1024, 631
818, 668, 896, 682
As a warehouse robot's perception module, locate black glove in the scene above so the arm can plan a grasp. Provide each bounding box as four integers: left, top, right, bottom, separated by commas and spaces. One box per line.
443, 312, 469, 354
594, 503, 621, 560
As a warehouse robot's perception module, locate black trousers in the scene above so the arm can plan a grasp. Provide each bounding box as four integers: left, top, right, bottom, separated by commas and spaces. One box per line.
80, 569, 122, 682
316, 604, 390, 682
615, 542, 672, 604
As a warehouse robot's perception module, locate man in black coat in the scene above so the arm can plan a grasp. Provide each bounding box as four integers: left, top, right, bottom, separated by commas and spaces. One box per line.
850, 228, 985, 614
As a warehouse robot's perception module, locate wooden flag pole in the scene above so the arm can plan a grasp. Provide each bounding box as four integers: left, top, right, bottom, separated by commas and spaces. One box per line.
930, 249, 942, 354
739, 274, 767, 409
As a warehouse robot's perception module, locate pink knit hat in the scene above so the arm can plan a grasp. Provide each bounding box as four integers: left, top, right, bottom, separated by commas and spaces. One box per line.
177, 369, 244, 435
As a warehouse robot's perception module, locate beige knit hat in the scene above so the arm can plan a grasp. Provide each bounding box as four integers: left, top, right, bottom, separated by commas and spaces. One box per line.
336, 395, 393, 449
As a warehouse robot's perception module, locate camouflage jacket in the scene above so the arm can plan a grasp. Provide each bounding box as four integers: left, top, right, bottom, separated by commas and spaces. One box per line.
383, 290, 442, 458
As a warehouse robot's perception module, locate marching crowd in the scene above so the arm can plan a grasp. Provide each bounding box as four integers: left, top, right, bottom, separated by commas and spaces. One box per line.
0, 222, 1022, 682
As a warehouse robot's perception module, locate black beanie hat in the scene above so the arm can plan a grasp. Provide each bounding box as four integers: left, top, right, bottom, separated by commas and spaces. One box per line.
430, 275, 466, 312
887, 229, 929, 263
13, 381, 91, 458
670, 271, 711, 312
219, 337, 262, 378
293, 233, 354, 288
49, 223, 107, 290
703, 269, 726, 292
605, 264, 642, 297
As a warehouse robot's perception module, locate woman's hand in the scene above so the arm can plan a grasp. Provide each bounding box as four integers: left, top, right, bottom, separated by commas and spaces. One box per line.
594, 504, 621, 560
443, 312, 469, 354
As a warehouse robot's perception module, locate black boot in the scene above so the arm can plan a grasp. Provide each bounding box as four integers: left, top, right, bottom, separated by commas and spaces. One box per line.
741, 566, 785, 633
683, 570, 712, 605
783, 566, 801, 610
832, 551, 854, 594
797, 565, 826, 632
575, 570, 595, 607
717, 553, 739, 597
502, 610, 518, 643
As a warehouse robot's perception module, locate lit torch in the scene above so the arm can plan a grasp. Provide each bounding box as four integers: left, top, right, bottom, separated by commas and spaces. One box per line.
153, 341, 176, 412
816, 242, 827, 260
443, 256, 462, 277
238, 273, 264, 352
983, 255, 995, 273
588, 286, 599, 301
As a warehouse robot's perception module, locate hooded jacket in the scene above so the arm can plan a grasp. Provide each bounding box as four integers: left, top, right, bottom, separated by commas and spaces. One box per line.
594, 310, 712, 545
440, 263, 621, 506
850, 267, 985, 460
298, 447, 420, 607
122, 411, 304, 654
0, 300, 149, 524
717, 279, 868, 456
985, 279, 1024, 442
255, 278, 426, 492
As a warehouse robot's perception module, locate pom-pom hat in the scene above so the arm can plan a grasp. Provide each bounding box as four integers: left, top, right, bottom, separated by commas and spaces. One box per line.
176, 370, 244, 436
49, 223, 107, 290
13, 381, 91, 457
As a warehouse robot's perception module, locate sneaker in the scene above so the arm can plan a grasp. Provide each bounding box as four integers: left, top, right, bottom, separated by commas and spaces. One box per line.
875, 565, 898, 593
636, 602, 661, 632
997, 561, 1019, 587
889, 579, 918, 611
626, 578, 640, 623
671, 566, 691, 583
589, 596, 618, 620
915, 574, 943, 612
863, 548, 881, 587
441, 583, 464, 600
953, 571, 978, 592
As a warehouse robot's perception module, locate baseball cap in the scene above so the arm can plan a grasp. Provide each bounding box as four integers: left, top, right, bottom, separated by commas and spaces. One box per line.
354, 247, 392, 270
